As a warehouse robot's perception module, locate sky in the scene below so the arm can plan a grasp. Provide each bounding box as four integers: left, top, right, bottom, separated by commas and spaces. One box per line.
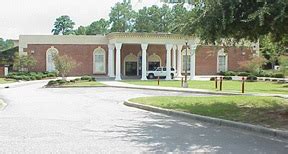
0, 0, 163, 39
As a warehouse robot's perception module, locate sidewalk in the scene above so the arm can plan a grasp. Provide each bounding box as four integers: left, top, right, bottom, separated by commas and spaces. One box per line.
100, 81, 288, 99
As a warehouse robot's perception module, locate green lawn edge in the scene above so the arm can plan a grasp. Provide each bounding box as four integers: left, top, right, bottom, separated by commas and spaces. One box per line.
123, 80, 288, 94
129, 96, 288, 130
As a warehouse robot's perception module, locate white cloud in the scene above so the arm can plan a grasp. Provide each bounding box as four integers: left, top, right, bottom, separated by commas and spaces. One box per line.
0, 0, 162, 39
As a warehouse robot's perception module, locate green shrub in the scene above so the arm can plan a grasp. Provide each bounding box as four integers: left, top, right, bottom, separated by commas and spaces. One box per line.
210, 77, 216, 81
22, 76, 31, 81
246, 75, 257, 81
91, 77, 96, 81
223, 76, 232, 80
217, 72, 225, 76
224, 71, 237, 76
30, 76, 36, 80
47, 80, 58, 86
238, 72, 251, 76
35, 75, 42, 80
47, 72, 56, 77
272, 73, 284, 78
70, 79, 76, 83
14, 76, 23, 80
75, 78, 80, 81
81, 76, 92, 80
56, 80, 67, 85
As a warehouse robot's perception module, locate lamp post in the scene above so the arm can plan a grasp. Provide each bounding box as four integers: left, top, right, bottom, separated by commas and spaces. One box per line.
183, 40, 189, 88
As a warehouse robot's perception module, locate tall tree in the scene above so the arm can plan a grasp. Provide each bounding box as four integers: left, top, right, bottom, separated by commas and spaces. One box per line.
74, 26, 87, 35
52, 15, 75, 35
165, 0, 288, 44
0, 38, 14, 52
134, 7, 153, 32
86, 18, 110, 35
109, 2, 135, 32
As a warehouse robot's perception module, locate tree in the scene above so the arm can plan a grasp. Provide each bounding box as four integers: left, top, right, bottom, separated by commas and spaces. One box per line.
165, 0, 288, 44
238, 56, 267, 74
134, 7, 153, 32
279, 56, 288, 76
53, 54, 77, 80
13, 54, 37, 72
109, 2, 135, 32
86, 18, 110, 35
74, 26, 87, 35
0, 38, 14, 52
52, 15, 75, 35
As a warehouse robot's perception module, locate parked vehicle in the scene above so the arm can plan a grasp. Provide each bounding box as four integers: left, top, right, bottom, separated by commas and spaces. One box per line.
146, 67, 176, 79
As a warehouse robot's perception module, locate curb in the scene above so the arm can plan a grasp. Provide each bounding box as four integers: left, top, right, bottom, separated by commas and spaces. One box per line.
124, 100, 288, 140
0, 99, 7, 111
45, 85, 107, 88
108, 85, 250, 96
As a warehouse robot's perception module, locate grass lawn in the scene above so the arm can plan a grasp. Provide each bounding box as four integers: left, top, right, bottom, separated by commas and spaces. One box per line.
62, 80, 106, 87
123, 80, 288, 94
0, 78, 16, 84
130, 96, 288, 130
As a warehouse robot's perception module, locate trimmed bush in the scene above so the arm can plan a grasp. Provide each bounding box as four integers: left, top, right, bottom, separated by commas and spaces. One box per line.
272, 73, 284, 78
224, 71, 237, 76
238, 72, 250, 76
81, 76, 92, 80
246, 75, 257, 81
30, 76, 36, 80
22, 76, 31, 81
223, 76, 232, 80
47, 80, 58, 86
210, 77, 216, 81
75, 78, 80, 81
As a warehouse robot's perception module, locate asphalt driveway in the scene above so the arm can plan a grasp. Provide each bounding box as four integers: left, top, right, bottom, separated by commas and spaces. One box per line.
0, 81, 288, 153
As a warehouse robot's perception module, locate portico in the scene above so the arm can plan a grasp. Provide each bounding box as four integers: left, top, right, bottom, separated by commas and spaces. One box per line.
106, 33, 198, 81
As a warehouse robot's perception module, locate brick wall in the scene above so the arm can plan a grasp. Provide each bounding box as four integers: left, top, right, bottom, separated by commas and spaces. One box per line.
24, 44, 253, 76
26, 44, 108, 76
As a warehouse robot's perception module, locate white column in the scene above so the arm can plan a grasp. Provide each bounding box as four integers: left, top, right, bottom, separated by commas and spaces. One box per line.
141, 43, 148, 80
108, 44, 115, 77
177, 45, 183, 77
165, 44, 173, 80
172, 45, 177, 70
115, 43, 122, 81
190, 45, 197, 80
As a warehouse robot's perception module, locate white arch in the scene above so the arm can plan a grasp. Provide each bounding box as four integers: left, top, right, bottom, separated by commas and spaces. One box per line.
93, 47, 106, 74
46, 46, 58, 72
123, 53, 138, 76
217, 48, 228, 73
148, 53, 161, 65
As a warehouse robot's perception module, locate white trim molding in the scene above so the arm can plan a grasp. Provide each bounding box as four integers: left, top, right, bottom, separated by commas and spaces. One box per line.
217, 48, 228, 73
93, 47, 106, 74
46, 46, 58, 72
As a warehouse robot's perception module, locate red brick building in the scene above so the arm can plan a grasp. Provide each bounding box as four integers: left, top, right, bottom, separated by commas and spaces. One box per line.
19, 33, 258, 80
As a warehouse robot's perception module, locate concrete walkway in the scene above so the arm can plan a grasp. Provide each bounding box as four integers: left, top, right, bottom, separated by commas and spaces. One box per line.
100, 81, 288, 99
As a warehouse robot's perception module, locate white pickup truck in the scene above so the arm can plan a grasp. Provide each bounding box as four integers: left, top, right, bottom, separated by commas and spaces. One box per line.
146, 67, 176, 79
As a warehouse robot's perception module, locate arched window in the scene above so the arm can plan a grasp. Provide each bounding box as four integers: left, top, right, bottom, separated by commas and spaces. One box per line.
217, 48, 228, 73
93, 47, 106, 74
148, 53, 161, 71
124, 53, 138, 76
46, 46, 58, 72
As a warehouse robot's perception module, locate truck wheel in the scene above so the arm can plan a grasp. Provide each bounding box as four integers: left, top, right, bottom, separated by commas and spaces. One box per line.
148, 74, 155, 79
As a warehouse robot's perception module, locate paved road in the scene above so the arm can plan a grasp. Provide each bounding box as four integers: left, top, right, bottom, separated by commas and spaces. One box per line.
0, 81, 288, 153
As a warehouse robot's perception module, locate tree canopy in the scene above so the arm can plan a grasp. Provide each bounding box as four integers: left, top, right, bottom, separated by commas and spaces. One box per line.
0, 38, 14, 52
52, 15, 75, 35
166, 0, 288, 44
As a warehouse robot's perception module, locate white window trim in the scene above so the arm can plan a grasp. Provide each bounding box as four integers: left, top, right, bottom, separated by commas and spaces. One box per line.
93, 47, 106, 74
217, 48, 228, 73
46, 46, 59, 72
123, 53, 138, 76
